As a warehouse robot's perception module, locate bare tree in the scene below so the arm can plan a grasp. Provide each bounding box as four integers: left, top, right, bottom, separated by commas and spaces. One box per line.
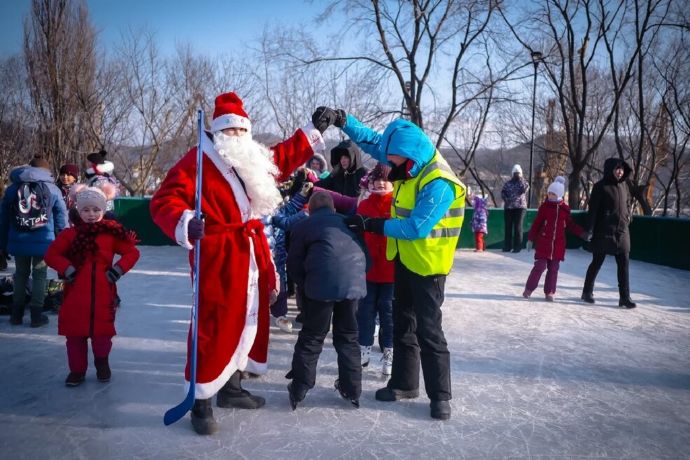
23, 0, 97, 169
500, 0, 672, 211
0, 56, 33, 187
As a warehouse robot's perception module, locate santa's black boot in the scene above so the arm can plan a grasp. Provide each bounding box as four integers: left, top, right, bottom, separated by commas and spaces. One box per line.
217, 370, 265, 409
190, 398, 218, 435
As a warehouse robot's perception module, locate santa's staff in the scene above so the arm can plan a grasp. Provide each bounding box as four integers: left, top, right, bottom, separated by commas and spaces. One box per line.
164, 109, 205, 426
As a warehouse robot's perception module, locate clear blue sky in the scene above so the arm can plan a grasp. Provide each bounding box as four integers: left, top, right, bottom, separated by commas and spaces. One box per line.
0, 0, 325, 57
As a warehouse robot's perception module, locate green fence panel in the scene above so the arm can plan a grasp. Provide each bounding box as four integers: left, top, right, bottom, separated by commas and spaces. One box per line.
114, 197, 175, 246
117, 198, 689, 269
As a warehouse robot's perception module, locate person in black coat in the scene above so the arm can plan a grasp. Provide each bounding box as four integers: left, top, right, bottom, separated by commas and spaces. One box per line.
582, 157, 647, 308
316, 140, 368, 197
286, 191, 367, 409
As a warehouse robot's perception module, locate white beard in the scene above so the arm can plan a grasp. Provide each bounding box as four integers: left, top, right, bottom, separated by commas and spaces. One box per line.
213, 132, 283, 219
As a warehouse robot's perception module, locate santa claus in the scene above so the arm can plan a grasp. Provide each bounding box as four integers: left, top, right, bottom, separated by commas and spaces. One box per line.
150, 92, 328, 435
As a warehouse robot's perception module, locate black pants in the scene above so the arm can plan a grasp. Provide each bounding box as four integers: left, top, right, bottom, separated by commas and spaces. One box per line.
504, 208, 526, 251
388, 260, 451, 401
290, 296, 361, 399
584, 251, 631, 299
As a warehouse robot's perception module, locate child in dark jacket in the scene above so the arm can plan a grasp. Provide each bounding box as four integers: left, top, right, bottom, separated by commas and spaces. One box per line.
355, 163, 394, 375
523, 177, 587, 301
44, 186, 140, 387
286, 191, 367, 410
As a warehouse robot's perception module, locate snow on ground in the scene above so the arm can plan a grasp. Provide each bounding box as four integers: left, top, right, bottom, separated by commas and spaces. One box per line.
0, 246, 689, 459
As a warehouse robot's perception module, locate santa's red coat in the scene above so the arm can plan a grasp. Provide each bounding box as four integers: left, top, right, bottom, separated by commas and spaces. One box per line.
149, 125, 322, 399
44, 227, 140, 337
527, 199, 585, 261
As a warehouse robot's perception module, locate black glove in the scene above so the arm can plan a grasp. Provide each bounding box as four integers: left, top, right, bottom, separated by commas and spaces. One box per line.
344, 215, 386, 235
106, 266, 123, 284
64, 265, 77, 283
188, 216, 205, 240
312, 107, 347, 133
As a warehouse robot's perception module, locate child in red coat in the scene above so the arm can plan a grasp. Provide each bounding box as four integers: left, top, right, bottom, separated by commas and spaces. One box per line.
355, 163, 395, 375
523, 177, 587, 301
45, 186, 140, 386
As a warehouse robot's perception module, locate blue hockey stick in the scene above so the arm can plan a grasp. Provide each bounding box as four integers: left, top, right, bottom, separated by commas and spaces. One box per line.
164, 109, 205, 426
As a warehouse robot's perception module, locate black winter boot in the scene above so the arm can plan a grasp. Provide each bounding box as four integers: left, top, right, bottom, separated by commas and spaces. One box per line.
619, 297, 637, 309
580, 291, 595, 304
95, 357, 111, 382
30, 314, 49, 328
217, 371, 265, 409
191, 398, 218, 435
430, 400, 451, 420
374, 385, 419, 402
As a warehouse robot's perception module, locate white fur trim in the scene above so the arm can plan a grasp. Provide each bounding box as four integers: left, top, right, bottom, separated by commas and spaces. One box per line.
86, 161, 114, 176
187, 238, 262, 399
301, 121, 325, 153
174, 209, 196, 250
244, 358, 268, 375
200, 134, 252, 223
211, 113, 252, 133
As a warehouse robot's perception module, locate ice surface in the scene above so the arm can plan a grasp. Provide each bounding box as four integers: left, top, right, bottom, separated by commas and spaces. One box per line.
0, 246, 688, 459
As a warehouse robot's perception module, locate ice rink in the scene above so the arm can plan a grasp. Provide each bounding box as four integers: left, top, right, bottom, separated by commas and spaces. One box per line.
1, 246, 689, 459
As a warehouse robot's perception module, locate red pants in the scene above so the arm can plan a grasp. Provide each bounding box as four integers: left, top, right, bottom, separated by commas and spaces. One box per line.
66, 336, 113, 373
474, 232, 485, 251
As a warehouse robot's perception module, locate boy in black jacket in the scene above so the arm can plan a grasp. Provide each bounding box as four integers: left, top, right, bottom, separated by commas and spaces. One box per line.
286, 191, 367, 409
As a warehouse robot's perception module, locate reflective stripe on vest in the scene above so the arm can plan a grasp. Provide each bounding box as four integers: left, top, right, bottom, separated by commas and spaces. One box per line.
387, 151, 466, 275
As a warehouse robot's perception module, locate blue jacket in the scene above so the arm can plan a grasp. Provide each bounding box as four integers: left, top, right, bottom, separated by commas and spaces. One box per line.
262, 192, 308, 286
0, 166, 68, 257
287, 206, 367, 302
342, 116, 455, 240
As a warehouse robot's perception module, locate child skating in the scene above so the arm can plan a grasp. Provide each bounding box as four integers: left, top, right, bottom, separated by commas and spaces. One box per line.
523, 177, 587, 301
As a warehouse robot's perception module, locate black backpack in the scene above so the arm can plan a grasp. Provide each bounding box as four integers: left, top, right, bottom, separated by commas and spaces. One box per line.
13, 181, 52, 231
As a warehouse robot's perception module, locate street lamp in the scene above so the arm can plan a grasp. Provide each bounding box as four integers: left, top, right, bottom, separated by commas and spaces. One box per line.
527, 50, 542, 209
401, 81, 411, 120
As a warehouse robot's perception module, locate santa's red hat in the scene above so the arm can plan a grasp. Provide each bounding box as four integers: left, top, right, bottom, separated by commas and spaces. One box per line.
211, 92, 252, 133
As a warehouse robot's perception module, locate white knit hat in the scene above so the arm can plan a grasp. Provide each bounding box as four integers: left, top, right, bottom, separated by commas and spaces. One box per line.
547, 176, 566, 200
75, 187, 107, 211
512, 164, 523, 175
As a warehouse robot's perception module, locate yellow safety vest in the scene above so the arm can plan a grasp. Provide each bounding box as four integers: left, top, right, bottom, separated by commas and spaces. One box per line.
386, 151, 466, 276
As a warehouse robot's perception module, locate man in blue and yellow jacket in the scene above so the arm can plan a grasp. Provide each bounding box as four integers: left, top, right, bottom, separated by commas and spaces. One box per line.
312, 107, 466, 420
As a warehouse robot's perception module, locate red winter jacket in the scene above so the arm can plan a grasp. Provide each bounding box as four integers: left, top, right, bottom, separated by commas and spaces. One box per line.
45, 226, 140, 337
527, 199, 585, 261
357, 192, 394, 283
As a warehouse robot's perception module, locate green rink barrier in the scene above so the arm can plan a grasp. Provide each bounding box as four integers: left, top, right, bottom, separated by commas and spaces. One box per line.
115, 198, 690, 270
114, 197, 175, 246
460, 208, 690, 270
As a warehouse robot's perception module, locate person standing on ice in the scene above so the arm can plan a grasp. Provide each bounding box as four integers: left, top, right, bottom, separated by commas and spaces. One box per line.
44, 186, 139, 387
522, 176, 587, 301
150, 92, 328, 435
315, 107, 466, 420
581, 157, 647, 309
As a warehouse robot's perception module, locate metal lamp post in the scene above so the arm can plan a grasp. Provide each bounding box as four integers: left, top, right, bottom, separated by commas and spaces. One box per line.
527, 50, 542, 209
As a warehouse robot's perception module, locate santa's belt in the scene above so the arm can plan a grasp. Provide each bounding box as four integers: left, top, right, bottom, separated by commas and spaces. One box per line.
205, 219, 265, 237
204, 219, 271, 272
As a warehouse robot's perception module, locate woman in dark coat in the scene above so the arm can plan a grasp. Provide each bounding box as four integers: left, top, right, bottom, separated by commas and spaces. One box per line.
582, 157, 645, 308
